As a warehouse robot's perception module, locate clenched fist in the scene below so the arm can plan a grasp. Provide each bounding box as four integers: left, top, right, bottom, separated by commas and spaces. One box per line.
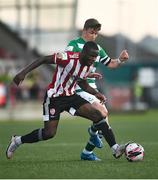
119, 50, 129, 62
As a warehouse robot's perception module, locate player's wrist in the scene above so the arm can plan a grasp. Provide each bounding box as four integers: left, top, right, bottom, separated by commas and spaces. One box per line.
117, 58, 125, 64
94, 91, 101, 97
93, 90, 99, 95
117, 58, 122, 64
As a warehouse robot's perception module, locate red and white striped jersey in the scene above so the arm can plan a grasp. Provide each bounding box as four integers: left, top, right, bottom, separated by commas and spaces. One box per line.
47, 51, 93, 97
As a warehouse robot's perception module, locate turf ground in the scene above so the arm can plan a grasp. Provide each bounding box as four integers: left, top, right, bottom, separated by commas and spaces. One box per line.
0, 110, 158, 179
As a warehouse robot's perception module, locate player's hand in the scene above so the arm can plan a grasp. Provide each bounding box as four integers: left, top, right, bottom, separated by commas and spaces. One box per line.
119, 50, 129, 62
87, 72, 102, 79
94, 92, 107, 104
13, 72, 26, 86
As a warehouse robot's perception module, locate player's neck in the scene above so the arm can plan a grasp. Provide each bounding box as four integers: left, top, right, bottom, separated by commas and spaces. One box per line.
81, 34, 88, 42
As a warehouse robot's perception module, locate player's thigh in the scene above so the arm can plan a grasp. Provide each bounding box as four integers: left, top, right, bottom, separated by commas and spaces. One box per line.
78, 91, 108, 117
92, 101, 108, 117
76, 103, 103, 122
43, 92, 61, 121
68, 92, 99, 116
77, 91, 98, 104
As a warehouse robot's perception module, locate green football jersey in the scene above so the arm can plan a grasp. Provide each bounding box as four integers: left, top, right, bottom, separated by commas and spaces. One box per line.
66, 37, 111, 92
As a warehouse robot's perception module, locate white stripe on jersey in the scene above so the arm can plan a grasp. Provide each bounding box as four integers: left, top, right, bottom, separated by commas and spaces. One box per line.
77, 43, 84, 49
100, 56, 111, 65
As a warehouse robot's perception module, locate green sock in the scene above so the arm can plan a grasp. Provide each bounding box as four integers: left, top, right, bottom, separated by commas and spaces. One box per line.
85, 142, 95, 152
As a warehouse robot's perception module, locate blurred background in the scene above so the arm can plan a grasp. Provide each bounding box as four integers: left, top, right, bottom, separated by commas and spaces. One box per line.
0, 0, 158, 120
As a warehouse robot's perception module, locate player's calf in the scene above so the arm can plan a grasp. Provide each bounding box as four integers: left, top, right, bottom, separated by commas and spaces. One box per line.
93, 118, 117, 148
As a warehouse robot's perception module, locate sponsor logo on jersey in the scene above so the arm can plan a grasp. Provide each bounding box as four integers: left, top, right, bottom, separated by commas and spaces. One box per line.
69, 53, 79, 59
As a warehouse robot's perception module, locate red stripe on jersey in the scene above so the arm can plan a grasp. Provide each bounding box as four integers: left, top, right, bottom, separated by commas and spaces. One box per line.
67, 63, 84, 95
51, 66, 65, 96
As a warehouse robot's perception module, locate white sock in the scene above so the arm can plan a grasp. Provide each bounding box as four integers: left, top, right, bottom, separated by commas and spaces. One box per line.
111, 144, 119, 154
15, 136, 22, 145
82, 148, 93, 155
89, 127, 98, 135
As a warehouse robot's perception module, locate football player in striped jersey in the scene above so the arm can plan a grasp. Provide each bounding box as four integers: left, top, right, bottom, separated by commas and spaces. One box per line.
6, 41, 123, 160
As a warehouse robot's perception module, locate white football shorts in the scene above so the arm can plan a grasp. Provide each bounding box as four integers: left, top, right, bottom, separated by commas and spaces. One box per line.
69, 91, 100, 115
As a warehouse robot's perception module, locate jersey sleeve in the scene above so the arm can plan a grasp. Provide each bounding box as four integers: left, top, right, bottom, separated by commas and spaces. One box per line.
53, 52, 70, 67
65, 40, 79, 52
99, 45, 111, 66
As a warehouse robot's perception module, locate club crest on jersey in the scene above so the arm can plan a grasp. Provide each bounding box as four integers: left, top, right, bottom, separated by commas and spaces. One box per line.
56, 52, 67, 60
50, 108, 55, 115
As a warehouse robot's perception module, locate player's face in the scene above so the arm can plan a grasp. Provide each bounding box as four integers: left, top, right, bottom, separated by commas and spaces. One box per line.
86, 55, 97, 66
80, 49, 98, 66
84, 28, 99, 41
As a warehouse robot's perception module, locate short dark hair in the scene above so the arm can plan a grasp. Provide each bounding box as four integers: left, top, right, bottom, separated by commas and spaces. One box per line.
83, 18, 101, 30
82, 41, 99, 56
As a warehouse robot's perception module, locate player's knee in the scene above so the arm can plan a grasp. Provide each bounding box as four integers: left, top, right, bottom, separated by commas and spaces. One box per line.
94, 118, 110, 131
98, 107, 108, 117
92, 102, 108, 117
102, 109, 108, 117
91, 109, 104, 122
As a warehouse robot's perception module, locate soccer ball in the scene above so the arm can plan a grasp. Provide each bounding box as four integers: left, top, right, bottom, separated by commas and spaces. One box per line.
125, 142, 144, 162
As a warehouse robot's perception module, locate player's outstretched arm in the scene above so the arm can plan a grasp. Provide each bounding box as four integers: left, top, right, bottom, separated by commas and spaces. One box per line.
107, 50, 129, 68
13, 55, 54, 86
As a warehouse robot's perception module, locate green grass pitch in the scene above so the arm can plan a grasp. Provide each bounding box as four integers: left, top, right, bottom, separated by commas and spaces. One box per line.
0, 110, 158, 179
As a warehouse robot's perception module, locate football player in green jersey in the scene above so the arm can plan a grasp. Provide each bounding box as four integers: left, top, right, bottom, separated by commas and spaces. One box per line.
66, 18, 129, 161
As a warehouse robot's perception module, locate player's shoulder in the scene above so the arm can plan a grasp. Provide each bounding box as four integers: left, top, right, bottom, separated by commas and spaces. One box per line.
69, 37, 81, 43
66, 37, 85, 52
56, 51, 79, 60
66, 38, 79, 51
97, 43, 107, 55
56, 52, 68, 60
67, 37, 79, 46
